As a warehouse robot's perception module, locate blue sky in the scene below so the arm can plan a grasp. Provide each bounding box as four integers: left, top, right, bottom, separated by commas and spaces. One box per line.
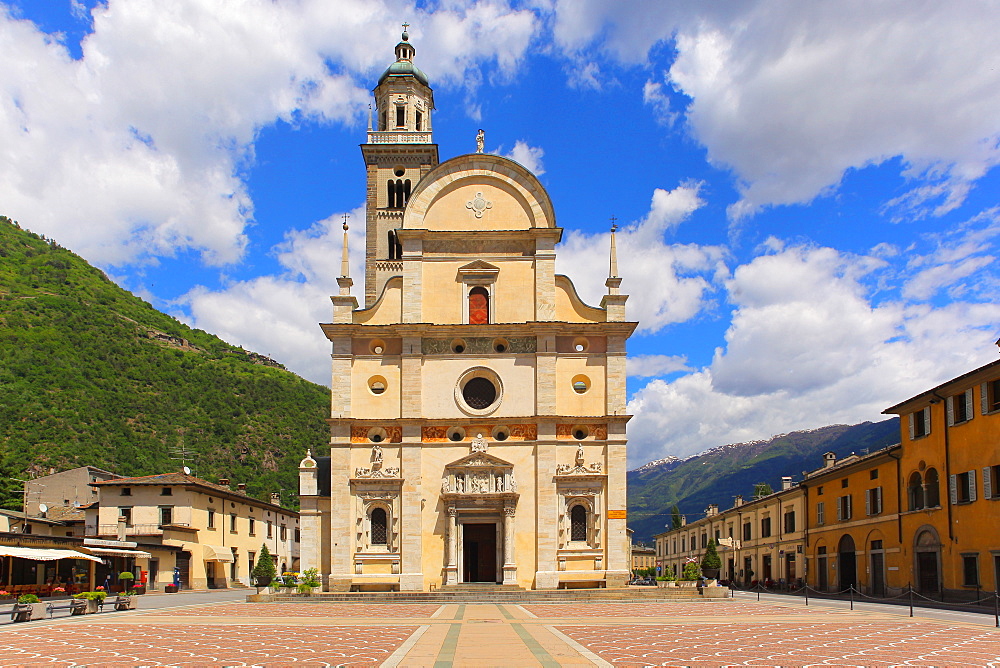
2, 1, 999, 467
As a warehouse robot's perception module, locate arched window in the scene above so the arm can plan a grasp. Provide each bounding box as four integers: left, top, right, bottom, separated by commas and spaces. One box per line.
908, 472, 924, 511
925, 468, 940, 507
403, 179, 411, 204
570, 504, 588, 542
387, 180, 396, 208
468, 287, 489, 325
370, 508, 387, 546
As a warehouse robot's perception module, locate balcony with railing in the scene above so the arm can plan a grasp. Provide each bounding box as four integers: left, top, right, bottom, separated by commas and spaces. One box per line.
368, 131, 432, 144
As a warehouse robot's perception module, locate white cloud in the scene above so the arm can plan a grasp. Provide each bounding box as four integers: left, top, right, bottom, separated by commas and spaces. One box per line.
624, 242, 1000, 467
179, 206, 367, 385
0, 1, 538, 268
627, 354, 692, 378
549, 1, 1000, 221
556, 183, 726, 334
501, 140, 545, 175
901, 208, 1000, 301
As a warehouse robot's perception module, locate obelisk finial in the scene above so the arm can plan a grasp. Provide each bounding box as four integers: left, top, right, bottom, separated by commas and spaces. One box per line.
340, 213, 351, 279
609, 216, 619, 279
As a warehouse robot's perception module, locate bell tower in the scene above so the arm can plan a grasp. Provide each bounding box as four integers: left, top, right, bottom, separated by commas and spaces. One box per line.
362, 26, 439, 306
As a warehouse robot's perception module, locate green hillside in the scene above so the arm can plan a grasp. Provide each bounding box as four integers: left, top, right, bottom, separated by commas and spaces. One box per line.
627, 419, 899, 544
0, 216, 330, 510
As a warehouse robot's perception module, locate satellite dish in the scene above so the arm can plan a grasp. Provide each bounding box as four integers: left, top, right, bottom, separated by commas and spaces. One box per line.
183, 466, 191, 475
38, 504, 48, 513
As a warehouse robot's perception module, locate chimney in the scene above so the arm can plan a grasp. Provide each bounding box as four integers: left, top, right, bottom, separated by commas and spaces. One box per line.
706, 504, 718, 517
237, 483, 247, 492
781, 476, 793, 491
270, 492, 281, 506
117, 515, 127, 541
823, 452, 837, 469
680, 515, 687, 526
734, 494, 744, 507
218, 478, 230, 488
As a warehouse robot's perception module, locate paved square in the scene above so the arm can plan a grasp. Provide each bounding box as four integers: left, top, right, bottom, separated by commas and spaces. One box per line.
0, 623, 418, 666
0, 595, 996, 666
151, 601, 443, 618
558, 621, 1000, 667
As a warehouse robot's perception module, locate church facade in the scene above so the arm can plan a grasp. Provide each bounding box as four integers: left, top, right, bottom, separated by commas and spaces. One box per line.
298, 30, 636, 591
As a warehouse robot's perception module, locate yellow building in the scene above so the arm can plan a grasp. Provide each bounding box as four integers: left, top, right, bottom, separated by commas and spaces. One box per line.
91, 473, 299, 590
800, 447, 902, 595
656, 354, 1000, 599
883, 356, 1000, 597
656, 479, 806, 586
631, 544, 656, 573
299, 30, 635, 591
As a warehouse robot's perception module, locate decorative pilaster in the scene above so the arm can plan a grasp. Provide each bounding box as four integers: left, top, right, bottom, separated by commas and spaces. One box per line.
502, 504, 517, 584
444, 505, 459, 585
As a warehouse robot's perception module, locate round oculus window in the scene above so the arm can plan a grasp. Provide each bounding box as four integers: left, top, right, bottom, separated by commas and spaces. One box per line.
462, 377, 497, 410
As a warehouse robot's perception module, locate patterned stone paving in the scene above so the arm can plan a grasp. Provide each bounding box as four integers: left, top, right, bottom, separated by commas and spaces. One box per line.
0, 598, 996, 666
558, 621, 1000, 667
525, 600, 838, 618
148, 601, 442, 618
0, 623, 417, 667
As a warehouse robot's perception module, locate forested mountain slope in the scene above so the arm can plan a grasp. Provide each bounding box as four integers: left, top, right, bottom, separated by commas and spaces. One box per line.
0, 216, 330, 510
627, 419, 899, 544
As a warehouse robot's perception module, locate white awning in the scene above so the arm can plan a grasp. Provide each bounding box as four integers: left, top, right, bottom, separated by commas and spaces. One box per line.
0, 545, 103, 563
84, 547, 152, 559
203, 545, 234, 562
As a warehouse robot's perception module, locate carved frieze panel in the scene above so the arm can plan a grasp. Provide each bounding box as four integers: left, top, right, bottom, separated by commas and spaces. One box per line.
422, 423, 537, 442
422, 337, 536, 355
422, 426, 449, 442
556, 424, 608, 440
441, 451, 518, 495
351, 426, 402, 443
353, 467, 401, 479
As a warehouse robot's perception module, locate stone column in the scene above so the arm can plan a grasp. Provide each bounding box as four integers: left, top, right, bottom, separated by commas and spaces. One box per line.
502, 504, 517, 585
444, 505, 458, 585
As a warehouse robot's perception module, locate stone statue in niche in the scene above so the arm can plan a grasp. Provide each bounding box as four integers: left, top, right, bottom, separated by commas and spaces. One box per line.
455, 475, 464, 493
441, 477, 450, 493
495, 474, 504, 492
471, 433, 489, 453
576, 443, 585, 466
372, 443, 383, 465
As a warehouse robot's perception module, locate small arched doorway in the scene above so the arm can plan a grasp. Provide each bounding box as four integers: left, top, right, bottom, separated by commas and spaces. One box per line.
837, 534, 857, 592
914, 527, 942, 594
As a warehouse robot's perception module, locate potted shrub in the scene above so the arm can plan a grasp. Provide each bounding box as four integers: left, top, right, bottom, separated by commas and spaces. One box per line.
13, 594, 45, 621
700, 539, 722, 581
73, 591, 107, 614
297, 568, 320, 596
656, 569, 677, 587
251, 544, 276, 590
114, 589, 137, 611
118, 571, 134, 593
678, 560, 701, 587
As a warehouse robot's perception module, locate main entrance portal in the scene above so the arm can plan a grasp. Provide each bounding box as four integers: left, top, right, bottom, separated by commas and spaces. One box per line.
463, 523, 498, 583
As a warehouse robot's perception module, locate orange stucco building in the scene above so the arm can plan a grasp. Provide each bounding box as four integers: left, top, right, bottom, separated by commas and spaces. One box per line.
882, 356, 1000, 597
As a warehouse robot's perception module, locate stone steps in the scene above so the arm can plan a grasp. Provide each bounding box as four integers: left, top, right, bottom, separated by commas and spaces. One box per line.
261, 588, 706, 603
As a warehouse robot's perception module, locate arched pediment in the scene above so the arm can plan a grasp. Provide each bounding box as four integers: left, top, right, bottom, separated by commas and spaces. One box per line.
403, 154, 556, 232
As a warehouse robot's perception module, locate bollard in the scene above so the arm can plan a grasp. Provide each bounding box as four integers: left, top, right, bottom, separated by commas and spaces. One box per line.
994, 590, 998, 628
908, 583, 913, 618
804, 584, 809, 607
850, 585, 854, 611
